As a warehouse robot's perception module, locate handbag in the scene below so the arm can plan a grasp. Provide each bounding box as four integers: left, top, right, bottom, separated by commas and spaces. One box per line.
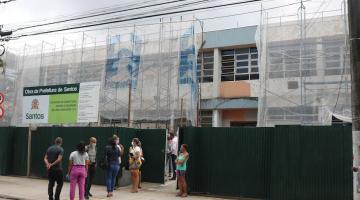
129, 157, 142, 170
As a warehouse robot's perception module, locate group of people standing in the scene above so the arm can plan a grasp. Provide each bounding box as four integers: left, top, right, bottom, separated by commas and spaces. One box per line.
44, 132, 188, 200
44, 135, 144, 200
104, 135, 143, 196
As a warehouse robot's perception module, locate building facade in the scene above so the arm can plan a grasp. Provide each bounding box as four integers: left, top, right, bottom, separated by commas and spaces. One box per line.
197, 26, 260, 127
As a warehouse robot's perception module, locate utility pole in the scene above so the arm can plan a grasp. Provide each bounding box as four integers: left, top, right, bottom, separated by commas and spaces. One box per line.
348, 0, 360, 199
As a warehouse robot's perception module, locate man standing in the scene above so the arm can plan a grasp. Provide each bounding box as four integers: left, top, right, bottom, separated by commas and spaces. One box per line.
114, 135, 124, 190
85, 137, 97, 199
166, 135, 173, 177
170, 132, 178, 180
44, 137, 64, 200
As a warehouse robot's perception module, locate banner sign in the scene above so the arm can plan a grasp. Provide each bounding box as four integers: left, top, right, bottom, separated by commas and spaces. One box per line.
22, 82, 100, 124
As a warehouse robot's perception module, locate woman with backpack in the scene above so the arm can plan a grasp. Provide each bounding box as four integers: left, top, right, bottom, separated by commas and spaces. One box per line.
129, 138, 142, 193
67, 141, 89, 200
105, 137, 121, 197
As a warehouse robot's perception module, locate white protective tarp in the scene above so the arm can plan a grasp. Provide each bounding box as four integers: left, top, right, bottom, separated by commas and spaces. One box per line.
256, 9, 351, 126
0, 19, 198, 127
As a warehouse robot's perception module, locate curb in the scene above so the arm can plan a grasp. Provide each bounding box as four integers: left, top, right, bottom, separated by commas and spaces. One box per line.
0, 194, 27, 200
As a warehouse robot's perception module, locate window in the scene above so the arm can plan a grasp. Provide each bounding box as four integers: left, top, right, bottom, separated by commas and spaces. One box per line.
267, 106, 319, 122
200, 110, 213, 127
323, 36, 348, 76
221, 47, 259, 81
197, 51, 214, 83
268, 39, 317, 79
221, 50, 235, 81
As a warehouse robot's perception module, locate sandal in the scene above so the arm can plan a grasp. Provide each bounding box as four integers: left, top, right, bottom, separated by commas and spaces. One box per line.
181, 193, 188, 198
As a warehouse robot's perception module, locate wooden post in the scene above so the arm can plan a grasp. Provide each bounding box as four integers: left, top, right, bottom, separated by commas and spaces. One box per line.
26, 126, 32, 177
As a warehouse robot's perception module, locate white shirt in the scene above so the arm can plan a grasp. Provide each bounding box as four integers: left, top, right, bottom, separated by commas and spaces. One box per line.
69, 151, 89, 165
130, 146, 142, 156
171, 136, 178, 155
116, 144, 122, 164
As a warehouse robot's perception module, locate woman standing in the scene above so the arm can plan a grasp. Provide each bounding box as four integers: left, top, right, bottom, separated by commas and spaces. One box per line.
129, 138, 142, 193
67, 141, 89, 200
176, 144, 189, 198
138, 140, 144, 189
105, 137, 121, 197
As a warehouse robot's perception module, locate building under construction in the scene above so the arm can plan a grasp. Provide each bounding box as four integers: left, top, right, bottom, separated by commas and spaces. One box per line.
0, 8, 352, 128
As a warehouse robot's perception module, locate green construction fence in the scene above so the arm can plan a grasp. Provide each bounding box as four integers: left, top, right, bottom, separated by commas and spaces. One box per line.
180, 126, 353, 200
0, 127, 28, 176
0, 127, 166, 184
1, 125, 353, 200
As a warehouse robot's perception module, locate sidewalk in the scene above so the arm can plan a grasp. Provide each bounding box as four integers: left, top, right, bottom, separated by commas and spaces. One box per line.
0, 176, 227, 200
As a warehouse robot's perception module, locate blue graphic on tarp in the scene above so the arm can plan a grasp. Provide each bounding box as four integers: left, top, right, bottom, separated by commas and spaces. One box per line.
178, 24, 198, 118
105, 33, 141, 90
179, 25, 196, 86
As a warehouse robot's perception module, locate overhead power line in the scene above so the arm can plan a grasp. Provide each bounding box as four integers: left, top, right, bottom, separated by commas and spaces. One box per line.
0, 0, 15, 4
9, 0, 309, 39
16, 0, 262, 37
4, 0, 162, 27
16, 0, 204, 31
8, 1, 303, 39
69, 0, 211, 28
44, 0, 211, 31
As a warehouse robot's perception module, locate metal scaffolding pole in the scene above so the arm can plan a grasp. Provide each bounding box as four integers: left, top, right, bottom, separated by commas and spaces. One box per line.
156, 18, 164, 127
79, 32, 85, 83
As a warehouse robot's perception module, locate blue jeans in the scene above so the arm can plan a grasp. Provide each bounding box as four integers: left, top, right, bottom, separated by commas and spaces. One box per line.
106, 164, 120, 192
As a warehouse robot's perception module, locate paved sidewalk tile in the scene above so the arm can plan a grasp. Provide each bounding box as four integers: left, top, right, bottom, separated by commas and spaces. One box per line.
0, 176, 228, 200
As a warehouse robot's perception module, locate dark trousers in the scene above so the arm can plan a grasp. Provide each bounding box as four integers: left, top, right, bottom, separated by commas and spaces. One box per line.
171, 154, 177, 178
166, 154, 172, 173
48, 169, 63, 200
115, 163, 122, 187
85, 163, 96, 196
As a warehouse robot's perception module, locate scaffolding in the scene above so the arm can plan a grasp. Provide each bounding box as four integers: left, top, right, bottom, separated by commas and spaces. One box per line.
256, 1, 351, 126
0, 18, 198, 128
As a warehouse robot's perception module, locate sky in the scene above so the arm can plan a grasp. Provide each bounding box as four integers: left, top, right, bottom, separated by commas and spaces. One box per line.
0, 0, 344, 50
